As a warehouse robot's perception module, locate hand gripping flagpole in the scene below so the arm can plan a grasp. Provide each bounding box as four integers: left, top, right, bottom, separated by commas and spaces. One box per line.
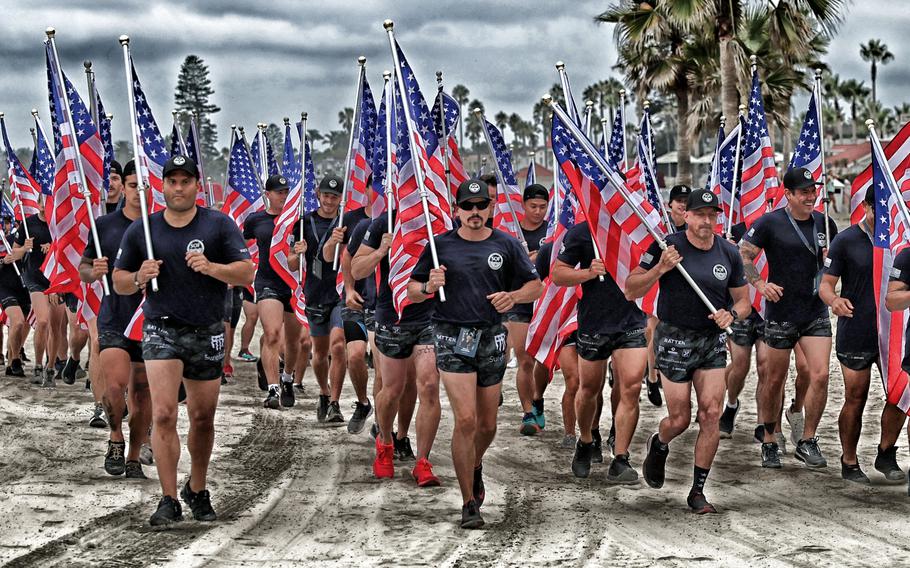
334, 56, 367, 271
119, 35, 157, 293
435, 71, 454, 211
474, 108, 526, 247
867, 119, 910, 228
383, 70, 395, 262
544, 94, 731, 333
816, 69, 831, 248
47, 29, 109, 295
725, 105, 747, 237
384, 19, 446, 302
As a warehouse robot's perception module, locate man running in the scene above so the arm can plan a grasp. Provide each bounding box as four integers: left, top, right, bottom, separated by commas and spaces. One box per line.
113, 155, 254, 526
0, 217, 29, 378
667, 184, 691, 232
628, 188, 750, 514
740, 167, 838, 469
408, 178, 542, 529
105, 160, 123, 213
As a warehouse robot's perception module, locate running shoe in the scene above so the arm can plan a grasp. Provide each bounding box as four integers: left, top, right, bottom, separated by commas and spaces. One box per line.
237, 349, 258, 362
774, 431, 788, 456
592, 428, 605, 464
572, 440, 594, 478
372, 435, 395, 479
473, 464, 485, 507
532, 399, 545, 430
62, 357, 78, 385
874, 445, 906, 482
718, 400, 739, 439
89, 403, 108, 428
411, 458, 441, 487
394, 436, 415, 461
41, 368, 55, 388
180, 480, 217, 521
370, 422, 380, 439
325, 401, 345, 424
220, 375, 228, 386
642, 433, 668, 488
348, 400, 373, 434
794, 437, 827, 468
19, 348, 29, 363
646, 377, 662, 407
316, 394, 330, 423
519, 412, 540, 436
223, 363, 234, 380
125, 461, 147, 480
785, 402, 805, 448
256, 359, 267, 391
607, 453, 639, 484
75, 364, 87, 381
104, 440, 126, 476
761, 442, 781, 468
139, 443, 154, 466
30, 367, 44, 385
460, 499, 484, 529
558, 434, 576, 450
686, 491, 717, 514
5, 359, 24, 377
149, 496, 183, 527
293, 382, 305, 394
841, 459, 870, 484
263, 387, 280, 410
280, 381, 296, 408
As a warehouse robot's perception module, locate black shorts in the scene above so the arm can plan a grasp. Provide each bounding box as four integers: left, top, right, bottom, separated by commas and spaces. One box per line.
576, 328, 647, 362
241, 287, 255, 303
433, 321, 508, 387
256, 285, 292, 314
62, 292, 79, 314
375, 321, 433, 359
730, 314, 764, 348
25, 281, 47, 294
306, 302, 343, 337
99, 329, 144, 363
763, 316, 832, 350
837, 351, 879, 372
342, 307, 368, 343
142, 319, 225, 380
364, 308, 376, 333
562, 330, 578, 348
504, 312, 531, 324
224, 291, 242, 328
0, 286, 30, 311
654, 321, 727, 383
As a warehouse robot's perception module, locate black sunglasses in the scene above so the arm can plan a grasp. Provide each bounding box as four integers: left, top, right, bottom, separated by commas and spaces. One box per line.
458, 200, 491, 211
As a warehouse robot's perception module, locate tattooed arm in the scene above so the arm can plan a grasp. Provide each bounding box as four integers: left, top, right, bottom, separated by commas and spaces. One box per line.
739, 240, 783, 302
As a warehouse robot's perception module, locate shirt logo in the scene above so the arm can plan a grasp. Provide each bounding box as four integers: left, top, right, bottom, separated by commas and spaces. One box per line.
539, 237, 546, 246
174, 155, 186, 165
186, 239, 205, 254
712, 264, 728, 281
559, 243, 566, 255
817, 233, 826, 247
487, 252, 503, 270
468, 182, 481, 193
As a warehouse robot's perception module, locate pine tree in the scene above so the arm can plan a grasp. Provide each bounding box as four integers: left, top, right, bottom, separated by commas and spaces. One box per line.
174, 55, 221, 162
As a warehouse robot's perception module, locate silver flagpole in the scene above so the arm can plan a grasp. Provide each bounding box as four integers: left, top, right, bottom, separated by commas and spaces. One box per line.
47, 29, 109, 295
436, 71, 454, 211
474, 108, 526, 247
119, 35, 157, 293
544, 94, 731, 333
256, 123, 268, 183
867, 119, 910, 227
189, 112, 211, 207
239, 127, 265, 194
334, 57, 367, 271
619, 89, 628, 168
384, 20, 446, 302
584, 100, 594, 136
224, 125, 236, 208
298, 114, 307, 245
172, 110, 189, 155
600, 114, 610, 161
815, 69, 831, 247
7, 114, 32, 241
383, 70, 394, 262
725, 105, 746, 237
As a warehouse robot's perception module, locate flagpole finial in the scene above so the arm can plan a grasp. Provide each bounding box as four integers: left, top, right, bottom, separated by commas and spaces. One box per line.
719, 116, 726, 127
619, 89, 626, 97
238, 126, 245, 135
83, 60, 92, 71
749, 54, 757, 65
257, 122, 266, 130
865, 118, 875, 129
45, 27, 56, 38
358, 56, 367, 66
383, 19, 394, 30
283, 117, 290, 126
0, 112, 4, 119
301, 112, 307, 121
643, 99, 651, 110
436, 70, 443, 81
738, 104, 746, 113
814, 68, 823, 80
118, 35, 130, 45
585, 100, 594, 109
230, 124, 236, 130
472, 107, 483, 117
542, 94, 553, 105
172, 110, 179, 119
555, 61, 565, 71
382, 70, 391, 79
106, 113, 113, 121
30, 109, 39, 118
30, 128, 35, 135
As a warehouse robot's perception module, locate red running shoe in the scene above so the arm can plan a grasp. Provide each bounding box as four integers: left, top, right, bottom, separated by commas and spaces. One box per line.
411, 458, 441, 487
373, 435, 395, 479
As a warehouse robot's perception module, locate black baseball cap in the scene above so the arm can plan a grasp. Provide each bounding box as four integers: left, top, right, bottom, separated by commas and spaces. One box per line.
523, 183, 549, 202
687, 188, 722, 211
318, 174, 343, 195
109, 160, 123, 177
456, 178, 491, 205
162, 154, 198, 179
669, 184, 691, 202
122, 160, 137, 179
265, 174, 290, 192
783, 167, 821, 191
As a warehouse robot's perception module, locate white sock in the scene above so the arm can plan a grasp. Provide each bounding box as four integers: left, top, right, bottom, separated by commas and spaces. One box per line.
726, 400, 739, 410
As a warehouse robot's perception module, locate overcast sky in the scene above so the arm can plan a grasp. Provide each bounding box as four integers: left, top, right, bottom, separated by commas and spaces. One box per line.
0, 1, 907, 149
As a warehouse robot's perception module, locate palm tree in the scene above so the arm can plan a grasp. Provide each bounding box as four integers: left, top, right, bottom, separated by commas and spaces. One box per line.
465, 99, 485, 151
338, 108, 354, 132
451, 84, 470, 148
860, 39, 894, 104
838, 79, 870, 142
307, 129, 323, 152
494, 111, 509, 136
822, 72, 844, 140
864, 99, 895, 139
508, 113, 524, 145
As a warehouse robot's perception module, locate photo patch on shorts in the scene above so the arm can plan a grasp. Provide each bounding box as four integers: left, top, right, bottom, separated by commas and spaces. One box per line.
891, 267, 902, 279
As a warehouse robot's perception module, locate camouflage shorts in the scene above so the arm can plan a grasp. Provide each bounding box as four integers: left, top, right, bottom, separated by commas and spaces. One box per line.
433, 321, 508, 388
142, 319, 225, 381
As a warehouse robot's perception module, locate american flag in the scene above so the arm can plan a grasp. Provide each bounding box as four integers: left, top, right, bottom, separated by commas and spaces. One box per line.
282, 121, 301, 188
850, 120, 910, 225
789, 88, 825, 212
30, 116, 55, 198
636, 109, 665, 226
740, 68, 779, 223
524, 157, 536, 189
250, 128, 280, 181
91, 84, 114, 201
431, 89, 468, 197
607, 105, 626, 171
482, 118, 524, 239
127, 59, 168, 212
1, 194, 16, 219
1, 118, 42, 221
169, 121, 187, 158
300, 122, 319, 215
388, 41, 453, 317
185, 116, 210, 206
708, 119, 743, 232
345, 71, 376, 213
872, 135, 910, 414
370, 83, 390, 220
222, 134, 264, 228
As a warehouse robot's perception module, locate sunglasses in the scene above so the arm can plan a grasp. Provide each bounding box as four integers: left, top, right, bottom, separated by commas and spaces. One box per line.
458, 200, 491, 211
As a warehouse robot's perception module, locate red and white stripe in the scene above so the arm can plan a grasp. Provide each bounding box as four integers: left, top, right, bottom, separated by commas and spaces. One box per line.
850, 121, 910, 225
269, 176, 308, 327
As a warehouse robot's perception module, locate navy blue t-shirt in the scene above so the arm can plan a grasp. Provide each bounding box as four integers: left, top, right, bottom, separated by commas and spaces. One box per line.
641, 231, 747, 331
115, 207, 250, 326
557, 222, 646, 335
82, 210, 143, 334
301, 209, 340, 306
743, 209, 838, 324
729, 222, 747, 244
13, 214, 51, 289
536, 241, 554, 280
508, 221, 548, 319
824, 224, 876, 353
0, 228, 23, 294
243, 211, 287, 294
346, 217, 374, 309
411, 228, 539, 327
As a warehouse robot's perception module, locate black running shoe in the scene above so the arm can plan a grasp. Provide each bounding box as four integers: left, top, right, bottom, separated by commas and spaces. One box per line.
591, 428, 604, 464
125, 461, 147, 479
104, 440, 126, 476
278, 356, 285, 374
54, 358, 65, 375
293, 382, 305, 394
642, 433, 668, 488
89, 403, 108, 428
370, 422, 380, 439
5, 358, 24, 377
30, 367, 43, 385
761, 442, 781, 468
180, 480, 217, 521
572, 440, 594, 478
794, 437, 827, 468
473, 464, 485, 507
316, 394, 330, 423
719, 400, 739, 439
149, 496, 183, 526
607, 453, 639, 484
394, 436, 415, 461
325, 401, 345, 424
841, 459, 870, 484
263, 387, 280, 409
256, 359, 267, 391
646, 377, 662, 407
348, 400, 373, 434
62, 357, 78, 385
460, 499, 484, 529
20, 348, 29, 363
874, 445, 906, 482
280, 381, 295, 408
606, 424, 616, 457
686, 490, 717, 514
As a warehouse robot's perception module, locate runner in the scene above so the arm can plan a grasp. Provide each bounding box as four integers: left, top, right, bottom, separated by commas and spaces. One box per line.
105, 160, 123, 213
667, 184, 691, 232
627, 188, 751, 514
408, 178, 542, 529
236, 288, 259, 363
0, 216, 29, 378
113, 154, 254, 526
740, 167, 838, 469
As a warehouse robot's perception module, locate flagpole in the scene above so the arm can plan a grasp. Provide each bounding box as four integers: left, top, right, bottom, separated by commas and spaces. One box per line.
544, 94, 731, 333
815, 69, 831, 248
83, 61, 98, 133
383, 70, 394, 262
334, 56, 367, 271
297, 115, 307, 245
384, 20, 446, 302
189, 112, 211, 206
223, 125, 236, 209
600, 115, 610, 160
619, 89, 628, 168
867, 119, 910, 227
172, 111, 189, 155
256, 123, 268, 184
47, 29, 109, 295
475, 108, 526, 247
238, 127, 265, 194
584, 100, 594, 136
119, 35, 157, 293
528, 150, 537, 182
436, 71, 454, 211
0, 114, 25, 276
726, 105, 746, 237
643, 100, 674, 233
